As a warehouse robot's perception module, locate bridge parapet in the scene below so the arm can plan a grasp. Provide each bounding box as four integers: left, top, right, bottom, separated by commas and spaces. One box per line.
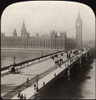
10, 47, 92, 99
1, 50, 67, 76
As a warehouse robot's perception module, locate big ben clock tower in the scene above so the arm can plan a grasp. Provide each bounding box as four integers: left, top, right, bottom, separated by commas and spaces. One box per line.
76, 12, 82, 48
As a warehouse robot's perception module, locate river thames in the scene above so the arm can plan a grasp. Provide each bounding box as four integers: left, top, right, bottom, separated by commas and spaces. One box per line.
1, 49, 57, 68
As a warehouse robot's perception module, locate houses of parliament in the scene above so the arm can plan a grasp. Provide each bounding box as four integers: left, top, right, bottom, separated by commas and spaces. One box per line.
1, 12, 82, 49
1, 21, 66, 49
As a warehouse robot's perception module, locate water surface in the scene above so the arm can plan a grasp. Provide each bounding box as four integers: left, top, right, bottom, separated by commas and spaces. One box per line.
1, 49, 57, 67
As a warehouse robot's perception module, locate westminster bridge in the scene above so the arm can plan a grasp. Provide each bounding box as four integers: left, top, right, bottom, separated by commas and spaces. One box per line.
1, 47, 94, 99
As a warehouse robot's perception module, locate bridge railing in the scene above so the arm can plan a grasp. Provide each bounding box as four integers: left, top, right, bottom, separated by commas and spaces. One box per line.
1, 48, 91, 72
1, 50, 65, 71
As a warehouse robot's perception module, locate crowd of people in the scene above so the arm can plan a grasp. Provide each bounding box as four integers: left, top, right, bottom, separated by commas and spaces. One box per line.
50, 48, 85, 68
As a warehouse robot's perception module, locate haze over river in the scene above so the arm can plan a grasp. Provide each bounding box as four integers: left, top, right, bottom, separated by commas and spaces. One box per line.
1, 49, 57, 68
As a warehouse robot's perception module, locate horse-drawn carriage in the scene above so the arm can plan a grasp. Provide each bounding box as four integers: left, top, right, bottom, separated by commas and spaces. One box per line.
8, 66, 20, 74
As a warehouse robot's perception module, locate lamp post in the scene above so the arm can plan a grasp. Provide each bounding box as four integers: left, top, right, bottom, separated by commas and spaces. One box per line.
36, 74, 39, 84
35, 74, 39, 92
41, 50, 43, 57
13, 56, 16, 65
12, 56, 16, 73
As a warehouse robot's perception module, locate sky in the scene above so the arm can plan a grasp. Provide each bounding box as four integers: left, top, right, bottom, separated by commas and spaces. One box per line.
1, 1, 95, 41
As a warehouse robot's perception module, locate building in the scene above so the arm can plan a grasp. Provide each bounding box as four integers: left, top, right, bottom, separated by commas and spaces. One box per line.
21, 21, 30, 38
50, 30, 66, 49
76, 12, 82, 48
59, 32, 66, 49
1, 21, 66, 50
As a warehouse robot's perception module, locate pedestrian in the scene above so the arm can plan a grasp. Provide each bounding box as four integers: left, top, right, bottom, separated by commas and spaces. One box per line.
36, 74, 39, 84
59, 63, 61, 68
34, 83, 36, 90
20, 93, 23, 100
54, 73, 56, 77
27, 78, 29, 87
17, 90, 21, 99
36, 86, 39, 92
65, 63, 66, 68
43, 82, 45, 86
23, 94, 26, 100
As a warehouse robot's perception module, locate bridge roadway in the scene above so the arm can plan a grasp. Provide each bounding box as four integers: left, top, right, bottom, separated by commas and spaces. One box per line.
1, 48, 90, 99
12, 48, 89, 99
1, 50, 69, 99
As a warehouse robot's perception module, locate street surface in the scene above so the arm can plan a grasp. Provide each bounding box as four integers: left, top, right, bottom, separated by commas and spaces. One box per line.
1, 53, 67, 98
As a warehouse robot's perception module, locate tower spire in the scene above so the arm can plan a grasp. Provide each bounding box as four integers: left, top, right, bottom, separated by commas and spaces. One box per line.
21, 20, 28, 38
76, 10, 82, 48
77, 11, 81, 21
23, 20, 25, 28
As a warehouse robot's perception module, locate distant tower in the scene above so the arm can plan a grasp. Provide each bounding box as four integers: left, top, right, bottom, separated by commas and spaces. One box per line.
1, 32, 5, 38
21, 20, 28, 38
60, 32, 66, 49
76, 12, 82, 48
13, 29, 17, 38
36, 33, 39, 38
50, 30, 57, 49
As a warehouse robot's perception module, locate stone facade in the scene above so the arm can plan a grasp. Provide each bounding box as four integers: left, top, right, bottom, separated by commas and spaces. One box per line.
1, 22, 66, 49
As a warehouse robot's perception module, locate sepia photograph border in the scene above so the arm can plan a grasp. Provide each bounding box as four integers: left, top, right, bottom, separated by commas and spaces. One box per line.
0, 0, 96, 100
